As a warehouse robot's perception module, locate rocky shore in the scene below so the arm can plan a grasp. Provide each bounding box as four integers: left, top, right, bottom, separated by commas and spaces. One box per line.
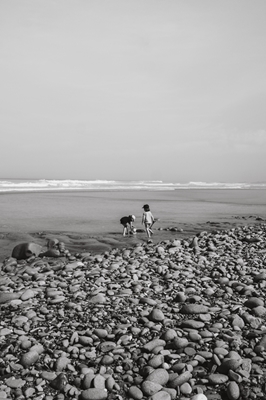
0, 223, 266, 400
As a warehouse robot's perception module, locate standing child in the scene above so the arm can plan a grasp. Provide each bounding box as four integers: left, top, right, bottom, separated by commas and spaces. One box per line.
120, 215, 136, 236
142, 204, 155, 239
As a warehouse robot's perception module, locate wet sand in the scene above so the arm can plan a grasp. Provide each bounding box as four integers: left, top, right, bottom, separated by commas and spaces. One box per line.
0, 215, 264, 261
0, 189, 265, 260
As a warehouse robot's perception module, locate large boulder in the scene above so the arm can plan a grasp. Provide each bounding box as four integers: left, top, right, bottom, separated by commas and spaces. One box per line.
12, 242, 42, 260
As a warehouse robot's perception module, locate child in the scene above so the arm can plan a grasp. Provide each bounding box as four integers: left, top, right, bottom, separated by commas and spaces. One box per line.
120, 215, 136, 236
142, 204, 155, 239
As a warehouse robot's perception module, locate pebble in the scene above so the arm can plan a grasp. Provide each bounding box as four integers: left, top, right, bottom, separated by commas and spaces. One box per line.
80, 388, 108, 400
20, 350, 39, 367
0, 224, 266, 400
227, 381, 240, 400
145, 368, 169, 386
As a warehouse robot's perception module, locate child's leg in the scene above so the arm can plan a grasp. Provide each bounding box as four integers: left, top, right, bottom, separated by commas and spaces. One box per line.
145, 224, 151, 238
123, 225, 127, 236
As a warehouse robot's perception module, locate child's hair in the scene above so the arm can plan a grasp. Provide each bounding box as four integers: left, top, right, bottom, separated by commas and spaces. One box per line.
143, 204, 150, 211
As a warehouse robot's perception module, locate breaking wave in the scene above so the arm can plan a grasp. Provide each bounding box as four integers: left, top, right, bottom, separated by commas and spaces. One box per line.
0, 179, 265, 192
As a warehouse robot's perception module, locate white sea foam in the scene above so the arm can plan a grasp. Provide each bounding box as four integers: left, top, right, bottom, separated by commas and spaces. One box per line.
0, 179, 265, 192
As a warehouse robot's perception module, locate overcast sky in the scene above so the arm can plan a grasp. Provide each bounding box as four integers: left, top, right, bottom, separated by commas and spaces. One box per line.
0, 0, 265, 183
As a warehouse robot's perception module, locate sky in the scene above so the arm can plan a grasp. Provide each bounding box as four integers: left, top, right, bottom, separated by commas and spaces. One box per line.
0, 0, 266, 183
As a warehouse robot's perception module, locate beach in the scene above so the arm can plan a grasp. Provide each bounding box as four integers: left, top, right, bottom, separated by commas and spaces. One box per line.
0, 188, 265, 260
0, 188, 266, 399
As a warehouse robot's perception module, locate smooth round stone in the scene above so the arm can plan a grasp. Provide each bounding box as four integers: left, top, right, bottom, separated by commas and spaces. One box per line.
200, 330, 213, 338
146, 368, 169, 386
143, 339, 166, 352
208, 374, 229, 384
214, 348, 229, 356
80, 388, 108, 400
93, 374, 106, 389
197, 351, 213, 359
161, 388, 177, 399
191, 395, 208, 400
93, 328, 108, 339
174, 292, 187, 302
0, 328, 12, 336
231, 315, 245, 329
219, 358, 242, 373
161, 329, 177, 341
128, 386, 143, 400
168, 371, 192, 388
227, 381, 240, 400
0, 292, 21, 304
100, 355, 114, 365
140, 297, 158, 306
180, 382, 192, 394
41, 371, 57, 381
89, 294, 106, 304
141, 381, 162, 396
82, 373, 95, 389
184, 347, 196, 356
179, 304, 209, 314
149, 308, 165, 322
20, 351, 39, 367
253, 272, 266, 282
198, 313, 212, 322
205, 288, 215, 296
55, 356, 71, 371
181, 320, 205, 329
173, 337, 189, 349
244, 297, 264, 309
5, 378, 26, 388
99, 342, 116, 353
148, 355, 164, 368
50, 373, 68, 391
252, 306, 266, 316
188, 332, 202, 341
20, 289, 36, 301
149, 391, 171, 400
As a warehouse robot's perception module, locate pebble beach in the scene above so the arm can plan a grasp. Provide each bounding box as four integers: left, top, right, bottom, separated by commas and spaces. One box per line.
1, 220, 266, 400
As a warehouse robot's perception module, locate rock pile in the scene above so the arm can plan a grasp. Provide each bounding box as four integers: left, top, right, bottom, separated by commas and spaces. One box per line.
0, 224, 266, 400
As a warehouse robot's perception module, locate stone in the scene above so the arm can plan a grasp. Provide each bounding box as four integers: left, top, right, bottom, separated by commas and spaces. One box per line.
227, 381, 240, 400
208, 374, 229, 384
5, 378, 26, 388
50, 373, 68, 391
149, 391, 171, 400
143, 339, 166, 352
12, 242, 42, 260
172, 337, 189, 349
20, 351, 39, 367
0, 292, 21, 304
80, 388, 108, 400
128, 386, 143, 400
244, 297, 264, 308
146, 368, 169, 386
168, 371, 192, 388
149, 308, 165, 322
179, 304, 209, 314
141, 381, 162, 396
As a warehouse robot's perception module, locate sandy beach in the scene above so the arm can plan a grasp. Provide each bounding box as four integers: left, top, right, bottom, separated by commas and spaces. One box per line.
0, 188, 265, 260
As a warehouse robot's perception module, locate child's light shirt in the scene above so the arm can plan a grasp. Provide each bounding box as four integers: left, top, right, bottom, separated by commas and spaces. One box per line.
142, 211, 154, 224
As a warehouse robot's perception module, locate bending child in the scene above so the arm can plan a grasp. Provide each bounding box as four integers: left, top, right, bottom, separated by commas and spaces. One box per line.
120, 215, 136, 236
